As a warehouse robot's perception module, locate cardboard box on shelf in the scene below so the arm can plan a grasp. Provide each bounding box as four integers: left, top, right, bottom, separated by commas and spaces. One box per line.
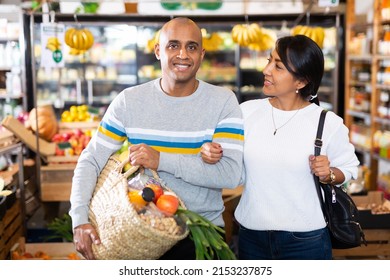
1, 116, 55, 157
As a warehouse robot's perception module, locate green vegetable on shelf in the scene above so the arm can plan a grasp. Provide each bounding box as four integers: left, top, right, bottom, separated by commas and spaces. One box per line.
45, 214, 74, 242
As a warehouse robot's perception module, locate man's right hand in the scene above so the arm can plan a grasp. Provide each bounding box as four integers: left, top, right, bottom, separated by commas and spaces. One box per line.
73, 224, 101, 260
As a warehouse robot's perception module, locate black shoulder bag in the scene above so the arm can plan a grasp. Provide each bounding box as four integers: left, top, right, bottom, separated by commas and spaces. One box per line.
314, 110, 366, 249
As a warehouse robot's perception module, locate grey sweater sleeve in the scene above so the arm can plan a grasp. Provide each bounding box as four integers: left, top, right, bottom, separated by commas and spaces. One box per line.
158, 94, 243, 189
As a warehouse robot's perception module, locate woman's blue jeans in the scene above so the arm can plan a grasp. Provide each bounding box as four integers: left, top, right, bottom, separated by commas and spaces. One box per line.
238, 225, 332, 260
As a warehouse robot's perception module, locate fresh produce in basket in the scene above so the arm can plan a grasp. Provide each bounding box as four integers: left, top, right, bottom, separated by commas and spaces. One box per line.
125, 168, 236, 259
88, 153, 236, 260
88, 155, 189, 259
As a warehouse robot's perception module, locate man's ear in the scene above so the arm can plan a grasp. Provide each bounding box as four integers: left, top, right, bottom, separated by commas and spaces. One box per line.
155, 43, 160, 60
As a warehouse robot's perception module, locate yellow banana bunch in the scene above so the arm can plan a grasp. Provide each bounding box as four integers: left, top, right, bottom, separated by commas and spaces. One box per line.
46, 37, 61, 52
248, 31, 275, 52
232, 23, 257, 47
145, 29, 161, 53
231, 23, 275, 51
202, 29, 223, 51
291, 25, 325, 48
69, 48, 86, 56
65, 27, 94, 54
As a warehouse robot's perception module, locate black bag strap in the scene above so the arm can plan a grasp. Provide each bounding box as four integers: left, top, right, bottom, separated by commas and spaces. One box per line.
313, 110, 329, 223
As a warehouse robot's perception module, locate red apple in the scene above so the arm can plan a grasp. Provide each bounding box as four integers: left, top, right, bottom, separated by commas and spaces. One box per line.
61, 132, 72, 141
52, 134, 62, 143
73, 128, 83, 137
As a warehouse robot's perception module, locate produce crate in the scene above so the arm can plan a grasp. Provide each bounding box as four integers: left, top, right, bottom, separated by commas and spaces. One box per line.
11, 237, 82, 260
0, 201, 23, 259
40, 163, 75, 201
333, 229, 390, 259
332, 191, 390, 259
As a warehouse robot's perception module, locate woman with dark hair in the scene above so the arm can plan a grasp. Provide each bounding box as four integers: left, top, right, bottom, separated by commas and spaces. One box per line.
201, 35, 359, 259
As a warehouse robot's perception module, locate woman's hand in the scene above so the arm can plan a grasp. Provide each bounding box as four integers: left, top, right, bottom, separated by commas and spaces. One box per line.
201, 142, 223, 164
309, 155, 330, 182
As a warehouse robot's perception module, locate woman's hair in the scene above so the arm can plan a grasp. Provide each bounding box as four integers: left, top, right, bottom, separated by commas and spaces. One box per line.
275, 34, 324, 105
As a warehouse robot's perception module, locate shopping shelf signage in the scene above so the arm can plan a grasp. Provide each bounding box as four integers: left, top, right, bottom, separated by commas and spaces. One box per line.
40, 23, 65, 68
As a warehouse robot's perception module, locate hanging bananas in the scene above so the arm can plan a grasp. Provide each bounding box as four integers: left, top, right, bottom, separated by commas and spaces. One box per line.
201, 28, 223, 52
46, 37, 62, 52
291, 25, 325, 49
145, 29, 161, 54
231, 23, 275, 51
65, 27, 94, 55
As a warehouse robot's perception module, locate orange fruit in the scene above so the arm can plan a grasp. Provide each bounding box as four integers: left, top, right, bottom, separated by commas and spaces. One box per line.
156, 194, 179, 215
128, 190, 147, 211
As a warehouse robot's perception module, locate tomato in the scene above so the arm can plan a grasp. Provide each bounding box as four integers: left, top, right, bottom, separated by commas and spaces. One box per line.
156, 194, 179, 215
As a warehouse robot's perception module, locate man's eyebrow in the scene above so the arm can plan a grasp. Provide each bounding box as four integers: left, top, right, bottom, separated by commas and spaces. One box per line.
167, 39, 199, 46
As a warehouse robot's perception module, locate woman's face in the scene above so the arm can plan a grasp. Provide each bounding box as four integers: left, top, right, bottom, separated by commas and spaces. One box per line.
262, 49, 301, 98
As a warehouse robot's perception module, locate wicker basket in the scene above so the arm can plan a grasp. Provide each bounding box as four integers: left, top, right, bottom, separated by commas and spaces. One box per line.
88, 154, 189, 259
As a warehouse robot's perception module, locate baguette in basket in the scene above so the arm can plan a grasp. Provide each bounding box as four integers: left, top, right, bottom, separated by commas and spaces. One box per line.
88, 154, 189, 260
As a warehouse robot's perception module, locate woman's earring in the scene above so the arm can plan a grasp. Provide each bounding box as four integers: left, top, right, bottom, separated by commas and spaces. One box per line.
296, 89, 299, 94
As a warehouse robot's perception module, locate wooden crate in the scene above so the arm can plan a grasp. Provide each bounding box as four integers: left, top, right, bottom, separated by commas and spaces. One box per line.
333, 229, 390, 259
40, 163, 75, 201
0, 201, 23, 259
11, 237, 82, 260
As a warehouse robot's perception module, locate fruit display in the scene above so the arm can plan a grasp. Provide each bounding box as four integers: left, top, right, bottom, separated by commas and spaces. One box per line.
28, 105, 59, 142
291, 25, 325, 48
60, 105, 99, 122
51, 128, 93, 156
12, 250, 80, 260
231, 23, 275, 51
64, 27, 94, 55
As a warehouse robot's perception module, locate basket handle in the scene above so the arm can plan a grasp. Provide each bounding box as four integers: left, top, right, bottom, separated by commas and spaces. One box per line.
138, 167, 160, 181
118, 155, 160, 180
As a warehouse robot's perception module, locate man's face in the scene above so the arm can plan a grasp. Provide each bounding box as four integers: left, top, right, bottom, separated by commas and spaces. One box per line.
155, 21, 205, 84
